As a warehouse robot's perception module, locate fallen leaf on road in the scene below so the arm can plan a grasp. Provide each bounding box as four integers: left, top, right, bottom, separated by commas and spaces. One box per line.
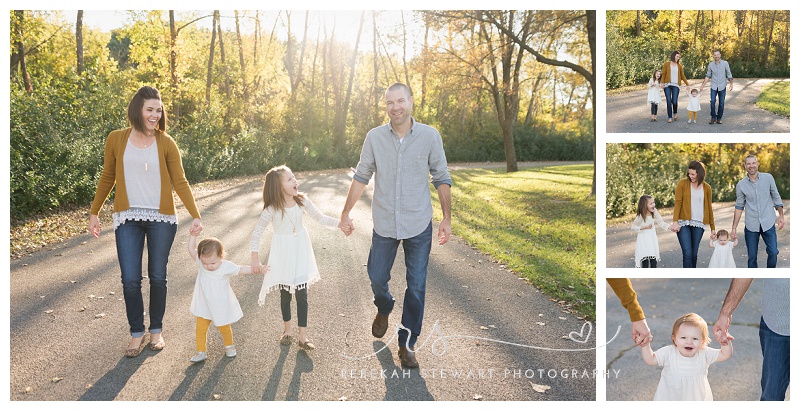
23, 387, 32, 394
45, 310, 54, 314
79, 307, 85, 312
480, 326, 489, 330
213, 394, 221, 400
558, 317, 567, 320
338, 396, 348, 401
473, 394, 483, 400
531, 382, 550, 393
95, 313, 106, 319
536, 322, 545, 326
109, 292, 115, 295
488, 325, 496, 328
51, 377, 63, 383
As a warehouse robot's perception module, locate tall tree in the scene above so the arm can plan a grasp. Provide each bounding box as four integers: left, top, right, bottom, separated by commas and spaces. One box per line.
206, 10, 219, 105
333, 11, 365, 147
234, 11, 249, 105
76, 10, 84, 75
11, 10, 33, 92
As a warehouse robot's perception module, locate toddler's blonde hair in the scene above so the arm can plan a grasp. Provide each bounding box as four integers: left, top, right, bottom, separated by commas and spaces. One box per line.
671, 312, 711, 347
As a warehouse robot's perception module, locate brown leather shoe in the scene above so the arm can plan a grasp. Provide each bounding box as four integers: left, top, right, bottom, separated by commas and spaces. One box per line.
372, 312, 390, 338
398, 347, 419, 368
709, 119, 716, 124
716, 119, 722, 124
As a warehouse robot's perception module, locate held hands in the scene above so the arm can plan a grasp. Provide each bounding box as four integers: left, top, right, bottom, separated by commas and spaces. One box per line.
250, 254, 269, 275
669, 222, 681, 233
713, 313, 735, 346
189, 218, 203, 236
339, 214, 355, 236
632, 319, 653, 347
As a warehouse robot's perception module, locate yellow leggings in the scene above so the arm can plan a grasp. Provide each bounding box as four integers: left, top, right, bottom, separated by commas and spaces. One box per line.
196, 317, 233, 352
688, 111, 697, 121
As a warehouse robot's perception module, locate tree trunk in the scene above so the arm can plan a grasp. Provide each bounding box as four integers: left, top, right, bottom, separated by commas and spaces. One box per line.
169, 11, 181, 124
76, 10, 84, 75
12, 10, 33, 92
372, 11, 381, 126
206, 11, 218, 105
401, 11, 410, 86
635, 10, 641, 37
587, 10, 596, 196
333, 11, 365, 147
762, 10, 777, 65
235, 11, 249, 105
217, 15, 230, 99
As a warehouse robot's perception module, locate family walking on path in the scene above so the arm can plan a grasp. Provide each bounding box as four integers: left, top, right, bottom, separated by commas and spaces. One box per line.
606, 278, 790, 401
10, 83, 595, 401
608, 50, 788, 133
610, 156, 788, 269
86, 83, 450, 369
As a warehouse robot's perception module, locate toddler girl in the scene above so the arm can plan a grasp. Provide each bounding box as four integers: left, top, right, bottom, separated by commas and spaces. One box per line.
708, 229, 738, 268
631, 195, 671, 268
686, 88, 702, 124
187, 233, 262, 362
250, 165, 340, 350
647, 70, 663, 121
642, 312, 733, 400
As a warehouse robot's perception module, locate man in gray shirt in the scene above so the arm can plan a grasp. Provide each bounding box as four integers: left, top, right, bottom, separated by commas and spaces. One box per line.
339, 83, 452, 369
700, 50, 733, 124
713, 278, 789, 401
731, 155, 785, 268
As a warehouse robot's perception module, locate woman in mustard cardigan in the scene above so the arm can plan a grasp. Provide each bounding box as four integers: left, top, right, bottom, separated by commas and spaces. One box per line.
669, 160, 716, 268
660, 51, 690, 123
88, 86, 203, 357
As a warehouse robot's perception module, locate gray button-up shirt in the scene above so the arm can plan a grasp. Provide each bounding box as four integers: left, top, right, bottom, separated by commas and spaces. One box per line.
353, 118, 452, 239
734, 172, 783, 232
705, 59, 733, 90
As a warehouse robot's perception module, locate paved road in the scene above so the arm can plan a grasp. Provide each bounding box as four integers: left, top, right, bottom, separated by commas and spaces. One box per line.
9, 168, 595, 401
606, 78, 790, 133
605, 278, 788, 401
605, 201, 790, 269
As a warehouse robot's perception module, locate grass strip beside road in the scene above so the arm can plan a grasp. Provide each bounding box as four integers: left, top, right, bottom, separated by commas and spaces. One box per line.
432, 164, 596, 320
756, 80, 790, 117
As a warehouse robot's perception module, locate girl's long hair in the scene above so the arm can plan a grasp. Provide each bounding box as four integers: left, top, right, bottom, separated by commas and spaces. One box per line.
261, 165, 305, 215
652, 69, 661, 82
636, 195, 654, 219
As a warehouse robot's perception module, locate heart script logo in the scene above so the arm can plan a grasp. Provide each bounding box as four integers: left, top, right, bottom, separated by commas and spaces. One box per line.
568, 322, 593, 344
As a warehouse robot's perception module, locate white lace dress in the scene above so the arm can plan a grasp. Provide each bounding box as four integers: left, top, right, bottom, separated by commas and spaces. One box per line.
631, 210, 671, 267
250, 197, 339, 305
647, 79, 661, 104
708, 241, 736, 268
189, 259, 243, 326
654, 345, 720, 401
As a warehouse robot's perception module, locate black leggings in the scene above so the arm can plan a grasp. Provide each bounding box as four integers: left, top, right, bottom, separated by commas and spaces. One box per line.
650, 103, 659, 115
280, 287, 308, 327
641, 257, 658, 268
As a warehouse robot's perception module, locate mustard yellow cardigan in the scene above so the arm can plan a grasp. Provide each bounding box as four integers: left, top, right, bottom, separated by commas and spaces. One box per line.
90, 128, 201, 219
660, 61, 689, 86
672, 178, 715, 230
607, 278, 645, 322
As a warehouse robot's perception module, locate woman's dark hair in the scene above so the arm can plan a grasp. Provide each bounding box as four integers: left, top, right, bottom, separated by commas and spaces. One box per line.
670, 50, 681, 62
127, 86, 167, 133
687, 160, 706, 185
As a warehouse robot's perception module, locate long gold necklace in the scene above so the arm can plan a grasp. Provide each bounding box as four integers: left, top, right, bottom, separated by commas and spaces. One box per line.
286, 207, 299, 236
135, 131, 156, 172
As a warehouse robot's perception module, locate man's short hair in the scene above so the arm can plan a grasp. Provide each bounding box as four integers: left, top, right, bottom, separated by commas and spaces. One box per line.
387, 83, 413, 99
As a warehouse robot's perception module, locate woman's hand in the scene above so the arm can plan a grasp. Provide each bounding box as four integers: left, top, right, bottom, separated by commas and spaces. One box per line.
88, 215, 101, 238
669, 222, 680, 233
189, 218, 203, 236
251, 253, 263, 274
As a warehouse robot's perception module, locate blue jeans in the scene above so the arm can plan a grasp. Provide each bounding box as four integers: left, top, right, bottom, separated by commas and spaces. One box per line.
664, 85, 680, 119
744, 225, 779, 268
759, 317, 790, 401
709, 88, 727, 120
115, 220, 177, 337
367, 221, 432, 349
676, 225, 704, 268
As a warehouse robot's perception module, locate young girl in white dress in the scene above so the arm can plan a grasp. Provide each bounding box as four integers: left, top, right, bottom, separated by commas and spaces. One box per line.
250, 165, 340, 350
631, 195, 671, 268
642, 312, 733, 401
187, 234, 262, 362
708, 229, 738, 268
647, 69, 663, 121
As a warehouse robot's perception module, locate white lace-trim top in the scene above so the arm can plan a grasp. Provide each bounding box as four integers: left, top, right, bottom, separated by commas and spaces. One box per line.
113, 207, 178, 230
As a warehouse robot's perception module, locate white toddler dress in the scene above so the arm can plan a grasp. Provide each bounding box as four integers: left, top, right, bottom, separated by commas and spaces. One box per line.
686, 94, 701, 112
708, 241, 736, 268
654, 345, 720, 401
250, 197, 339, 305
189, 259, 243, 326
631, 210, 671, 267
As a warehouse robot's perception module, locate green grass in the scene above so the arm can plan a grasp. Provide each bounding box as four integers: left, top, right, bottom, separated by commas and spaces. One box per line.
756, 80, 790, 117
432, 164, 596, 320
